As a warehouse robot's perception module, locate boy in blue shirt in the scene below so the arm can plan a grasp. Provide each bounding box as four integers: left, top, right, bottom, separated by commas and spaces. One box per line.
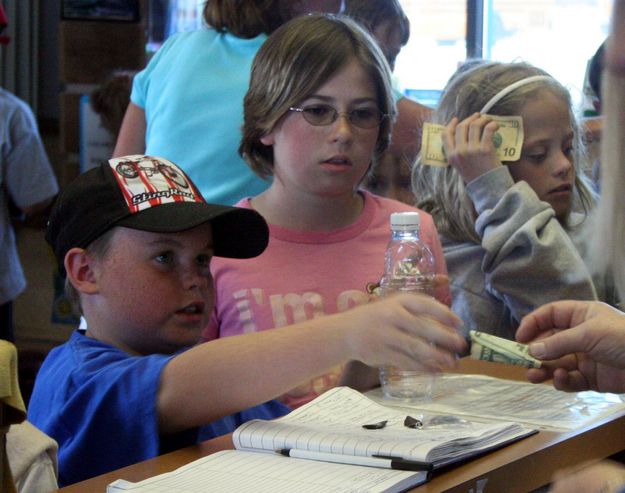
29, 155, 465, 486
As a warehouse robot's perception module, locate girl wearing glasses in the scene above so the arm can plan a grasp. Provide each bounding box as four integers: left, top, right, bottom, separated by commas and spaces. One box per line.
202, 13, 455, 408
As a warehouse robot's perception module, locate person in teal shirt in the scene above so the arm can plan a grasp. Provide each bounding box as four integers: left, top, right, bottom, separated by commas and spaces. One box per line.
114, 1, 341, 205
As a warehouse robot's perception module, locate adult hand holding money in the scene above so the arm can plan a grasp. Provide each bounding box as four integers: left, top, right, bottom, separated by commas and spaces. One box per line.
470, 330, 541, 368
420, 113, 524, 183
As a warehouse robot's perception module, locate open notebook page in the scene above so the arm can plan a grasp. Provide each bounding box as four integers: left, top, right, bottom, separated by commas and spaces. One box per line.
234, 386, 534, 467
107, 450, 427, 493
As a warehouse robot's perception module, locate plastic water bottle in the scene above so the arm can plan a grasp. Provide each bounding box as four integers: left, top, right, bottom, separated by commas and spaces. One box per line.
378, 212, 436, 400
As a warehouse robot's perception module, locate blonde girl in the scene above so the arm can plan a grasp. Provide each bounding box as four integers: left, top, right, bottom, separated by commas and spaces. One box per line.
413, 61, 615, 339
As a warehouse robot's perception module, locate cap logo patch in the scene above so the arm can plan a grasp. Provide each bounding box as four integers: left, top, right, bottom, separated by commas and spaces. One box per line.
108, 156, 203, 213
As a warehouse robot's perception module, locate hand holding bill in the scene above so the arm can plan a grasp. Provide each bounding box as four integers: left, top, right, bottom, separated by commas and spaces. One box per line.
515, 300, 625, 393
441, 113, 504, 184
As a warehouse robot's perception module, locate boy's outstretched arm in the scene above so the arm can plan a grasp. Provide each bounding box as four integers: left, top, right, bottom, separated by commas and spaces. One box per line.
157, 293, 466, 433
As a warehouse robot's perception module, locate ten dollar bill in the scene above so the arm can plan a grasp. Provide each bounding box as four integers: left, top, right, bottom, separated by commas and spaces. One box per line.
421, 116, 524, 167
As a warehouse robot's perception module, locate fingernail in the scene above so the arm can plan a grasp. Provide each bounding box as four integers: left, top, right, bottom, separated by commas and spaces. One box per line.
529, 342, 545, 358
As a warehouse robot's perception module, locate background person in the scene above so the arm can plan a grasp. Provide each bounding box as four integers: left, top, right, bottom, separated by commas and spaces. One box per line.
0, 87, 58, 342
343, 0, 431, 203
113, 0, 341, 205
582, 39, 606, 190
89, 71, 135, 139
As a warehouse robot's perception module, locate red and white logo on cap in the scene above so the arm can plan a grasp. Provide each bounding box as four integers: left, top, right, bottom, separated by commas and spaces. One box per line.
108, 155, 204, 213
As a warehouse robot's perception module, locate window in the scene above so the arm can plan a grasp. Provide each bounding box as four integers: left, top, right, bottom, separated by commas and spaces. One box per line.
396, 0, 612, 109
395, 0, 466, 107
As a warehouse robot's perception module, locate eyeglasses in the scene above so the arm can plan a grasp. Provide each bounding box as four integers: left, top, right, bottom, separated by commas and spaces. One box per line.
288, 104, 386, 129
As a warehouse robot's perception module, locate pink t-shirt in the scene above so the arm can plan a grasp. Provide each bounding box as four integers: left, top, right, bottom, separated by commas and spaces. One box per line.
204, 191, 451, 407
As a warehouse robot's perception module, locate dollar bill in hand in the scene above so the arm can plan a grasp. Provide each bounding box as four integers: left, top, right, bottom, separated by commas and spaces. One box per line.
420, 116, 524, 167
469, 330, 541, 368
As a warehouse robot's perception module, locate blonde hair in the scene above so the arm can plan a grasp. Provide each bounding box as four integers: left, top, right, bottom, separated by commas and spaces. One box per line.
412, 61, 595, 243
240, 13, 396, 179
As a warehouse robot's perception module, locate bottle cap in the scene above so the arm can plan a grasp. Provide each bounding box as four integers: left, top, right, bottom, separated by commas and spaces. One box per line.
390, 212, 420, 228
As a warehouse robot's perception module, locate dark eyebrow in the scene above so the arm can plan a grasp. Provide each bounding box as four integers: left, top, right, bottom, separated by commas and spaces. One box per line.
305, 94, 378, 105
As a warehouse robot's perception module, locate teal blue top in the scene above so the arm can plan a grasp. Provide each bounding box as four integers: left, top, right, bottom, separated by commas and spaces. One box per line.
132, 29, 271, 205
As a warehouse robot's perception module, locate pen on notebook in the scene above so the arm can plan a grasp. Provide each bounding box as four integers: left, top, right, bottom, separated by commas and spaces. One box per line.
277, 449, 433, 472
372, 454, 433, 471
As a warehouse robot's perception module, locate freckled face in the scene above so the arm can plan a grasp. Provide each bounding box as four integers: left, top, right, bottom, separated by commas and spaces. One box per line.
506, 90, 575, 222
89, 225, 214, 355
260, 59, 381, 198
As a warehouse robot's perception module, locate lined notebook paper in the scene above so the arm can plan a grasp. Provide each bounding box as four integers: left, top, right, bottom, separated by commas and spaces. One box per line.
234, 386, 535, 467
107, 450, 427, 493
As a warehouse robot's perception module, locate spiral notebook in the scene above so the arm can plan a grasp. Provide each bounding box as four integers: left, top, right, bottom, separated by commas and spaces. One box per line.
108, 387, 535, 492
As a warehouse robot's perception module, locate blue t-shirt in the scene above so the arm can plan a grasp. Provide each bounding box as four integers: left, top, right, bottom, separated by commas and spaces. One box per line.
132, 29, 271, 206
28, 330, 288, 486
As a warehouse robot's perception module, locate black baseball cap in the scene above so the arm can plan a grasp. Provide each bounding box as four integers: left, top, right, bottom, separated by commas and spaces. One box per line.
46, 155, 269, 273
